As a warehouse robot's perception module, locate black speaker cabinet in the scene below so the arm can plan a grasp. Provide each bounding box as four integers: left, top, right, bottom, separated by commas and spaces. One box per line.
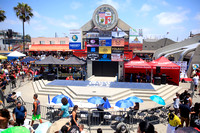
154, 77, 161, 85
161, 74, 167, 84
156, 66, 160, 73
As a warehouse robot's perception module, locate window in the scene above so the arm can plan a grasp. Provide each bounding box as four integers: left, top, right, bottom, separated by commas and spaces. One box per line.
40, 41, 45, 44
50, 41, 55, 44
60, 41, 65, 44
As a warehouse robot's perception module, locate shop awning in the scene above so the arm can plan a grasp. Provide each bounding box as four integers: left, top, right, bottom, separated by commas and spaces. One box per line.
29, 44, 71, 51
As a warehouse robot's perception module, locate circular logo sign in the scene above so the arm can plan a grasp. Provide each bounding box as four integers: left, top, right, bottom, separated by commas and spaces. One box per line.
72, 35, 78, 41
92, 4, 118, 31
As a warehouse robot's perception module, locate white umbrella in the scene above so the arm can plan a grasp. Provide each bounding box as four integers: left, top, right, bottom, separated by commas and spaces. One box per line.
7, 51, 26, 57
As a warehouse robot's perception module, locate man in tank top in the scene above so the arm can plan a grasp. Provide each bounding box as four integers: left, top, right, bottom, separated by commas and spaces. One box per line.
31, 94, 42, 126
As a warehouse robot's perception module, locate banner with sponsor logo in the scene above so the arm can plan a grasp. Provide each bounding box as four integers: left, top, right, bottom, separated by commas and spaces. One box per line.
129, 28, 143, 37
87, 47, 99, 53
111, 54, 124, 61
86, 38, 99, 47
111, 47, 124, 53
129, 43, 143, 51
87, 53, 99, 61
112, 38, 124, 47
99, 54, 111, 61
172, 61, 187, 72
86, 33, 99, 38
129, 36, 143, 43
99, 31, 112, 37
69, 30, 82, 49
99, 37, 112, 46
99, 46, 111, 54
112, 31, 125, 38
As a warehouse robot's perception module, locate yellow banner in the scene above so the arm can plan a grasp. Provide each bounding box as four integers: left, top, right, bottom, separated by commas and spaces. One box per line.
99, 46, 111, 54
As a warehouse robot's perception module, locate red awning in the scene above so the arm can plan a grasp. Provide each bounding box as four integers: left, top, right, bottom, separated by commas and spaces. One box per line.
148, 56, 180, 69
124, 56, 151, 68
29, 44, 71, 51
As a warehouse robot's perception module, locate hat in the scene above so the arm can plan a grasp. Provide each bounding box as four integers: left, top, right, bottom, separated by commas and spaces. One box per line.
169, 106, 174, 112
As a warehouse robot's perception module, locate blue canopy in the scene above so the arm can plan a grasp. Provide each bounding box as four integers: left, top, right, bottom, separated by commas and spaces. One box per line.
21, 57, 36, 63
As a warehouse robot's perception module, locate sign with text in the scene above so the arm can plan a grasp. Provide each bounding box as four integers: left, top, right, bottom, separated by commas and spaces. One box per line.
69, 30, 82, 49
111, 54, 124, 61
129, 28, 143, 37
86, 38, 99, 47
99, 54, 111, 61
99, 37, 112, 46
87, 53, 99, 61
129, 43, 143, 51
86, 33, 99, 38
111, 47, 124, 53
87, 47, 99, 53
112, 38, 124, 47
99, 46, 111, 54
99, 31, 112, 37
112, 31, 125, 38
129, 36, 143, 43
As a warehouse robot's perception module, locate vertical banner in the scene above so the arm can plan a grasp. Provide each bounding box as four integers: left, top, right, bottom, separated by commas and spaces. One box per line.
69, 30, 82, 49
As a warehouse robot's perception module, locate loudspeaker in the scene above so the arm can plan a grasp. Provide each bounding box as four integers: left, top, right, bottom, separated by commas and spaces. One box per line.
161, 74, 167, 84
154, 77, 161, 85
156, 66, 160, 73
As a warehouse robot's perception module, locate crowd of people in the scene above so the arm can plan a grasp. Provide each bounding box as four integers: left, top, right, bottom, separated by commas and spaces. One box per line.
168, 90, 200, 133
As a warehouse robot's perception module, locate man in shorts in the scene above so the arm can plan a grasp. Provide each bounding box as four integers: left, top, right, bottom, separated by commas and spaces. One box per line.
31, 94, 42, 126
193, 74, 199, 93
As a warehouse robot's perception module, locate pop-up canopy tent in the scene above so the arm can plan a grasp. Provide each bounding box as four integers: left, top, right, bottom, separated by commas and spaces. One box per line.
148, 56, 180, 85
124, 56, 151, 73
35, 55, 63, 65
61, 56, 86, 66
7, 51, 26, 61
21, 57, 36, 63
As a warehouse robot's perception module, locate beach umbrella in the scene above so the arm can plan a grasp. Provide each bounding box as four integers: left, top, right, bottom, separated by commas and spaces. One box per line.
2, 126, 29, 133
52, 95, 74, 107
35, 122, 52, 133
104, 99, 111, 109
150, 95, 165, 105
115, 99, 134, 108
126, 96, 144, 103
87, 96, 105, 104
47, 118, 71, 133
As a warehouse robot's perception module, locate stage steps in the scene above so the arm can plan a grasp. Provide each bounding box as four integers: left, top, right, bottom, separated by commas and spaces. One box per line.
32, 79, 182, 104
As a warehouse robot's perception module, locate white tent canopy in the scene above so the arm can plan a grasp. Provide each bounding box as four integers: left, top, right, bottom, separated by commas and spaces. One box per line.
7, 51, 26, 57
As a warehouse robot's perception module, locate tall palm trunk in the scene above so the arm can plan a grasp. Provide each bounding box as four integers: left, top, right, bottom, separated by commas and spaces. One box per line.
23, 20, 25, 54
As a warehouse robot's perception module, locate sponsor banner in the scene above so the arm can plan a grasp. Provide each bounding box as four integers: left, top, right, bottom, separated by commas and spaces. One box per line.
129, 43, 143, 51
129, 28, 143, 37
69, 42, 81, 50
111, 54, 124, 61
112, 38, 124, 47
69, 30, 82, 49
87, 53, 99, 61
99, 37, 112, 46
192, 64, 199, 70
87, 47, 99, 53
99, 54, 111, 61
99, 31, 112, 37
111, 47, 124, 53
129, 36, 143, 43
172, 61, 187, 72
99, 46, 111, 54
86, 38, 99, 47
86, 33, 99, 38
112, 31, 125, 38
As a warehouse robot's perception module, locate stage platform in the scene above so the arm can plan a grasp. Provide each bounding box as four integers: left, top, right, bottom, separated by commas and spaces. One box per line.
47, 80, 155, 90
32, 79, 183, 104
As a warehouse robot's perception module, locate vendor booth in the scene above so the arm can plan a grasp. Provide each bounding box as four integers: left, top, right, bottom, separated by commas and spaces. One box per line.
148, 56, 180, 85
7, 51, 26, 61
124, 56, 151, 82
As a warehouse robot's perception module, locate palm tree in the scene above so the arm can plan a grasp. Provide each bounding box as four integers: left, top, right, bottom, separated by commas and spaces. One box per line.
14, 2, 33, 53
0, 9, 6, 22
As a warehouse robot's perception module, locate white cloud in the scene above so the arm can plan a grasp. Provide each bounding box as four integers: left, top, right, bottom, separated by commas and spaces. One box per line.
64, 15, 77, 20
70, 2, 82, 10
140, 4, 153, 12
32, 11, 41, 18
33, 24, 48, 31
156, 11, 189, 25
161, 1, 169, 6
97, 0, 120, 10
60, 22, 79, 29
3, 19, 21, 25
195, 13, 200, 21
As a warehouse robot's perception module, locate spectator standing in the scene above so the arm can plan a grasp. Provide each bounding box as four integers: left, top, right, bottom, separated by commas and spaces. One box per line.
186, 93, 192, 108
190, 103, 200, 127
193, 74, 199, 92
173, 93, 180, 115
167, 108, 181, 133
137, 121, 156, 133
179, 99, 191, 127
0, 77, 7, 93
71, 105, 78, 127
0, 109, 10, 132
58, 97, 70, 118
12, 102, 27, 126
31, 94, 42, 126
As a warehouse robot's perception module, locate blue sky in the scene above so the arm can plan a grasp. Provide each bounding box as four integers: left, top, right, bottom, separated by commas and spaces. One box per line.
0, 0, 200, 42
